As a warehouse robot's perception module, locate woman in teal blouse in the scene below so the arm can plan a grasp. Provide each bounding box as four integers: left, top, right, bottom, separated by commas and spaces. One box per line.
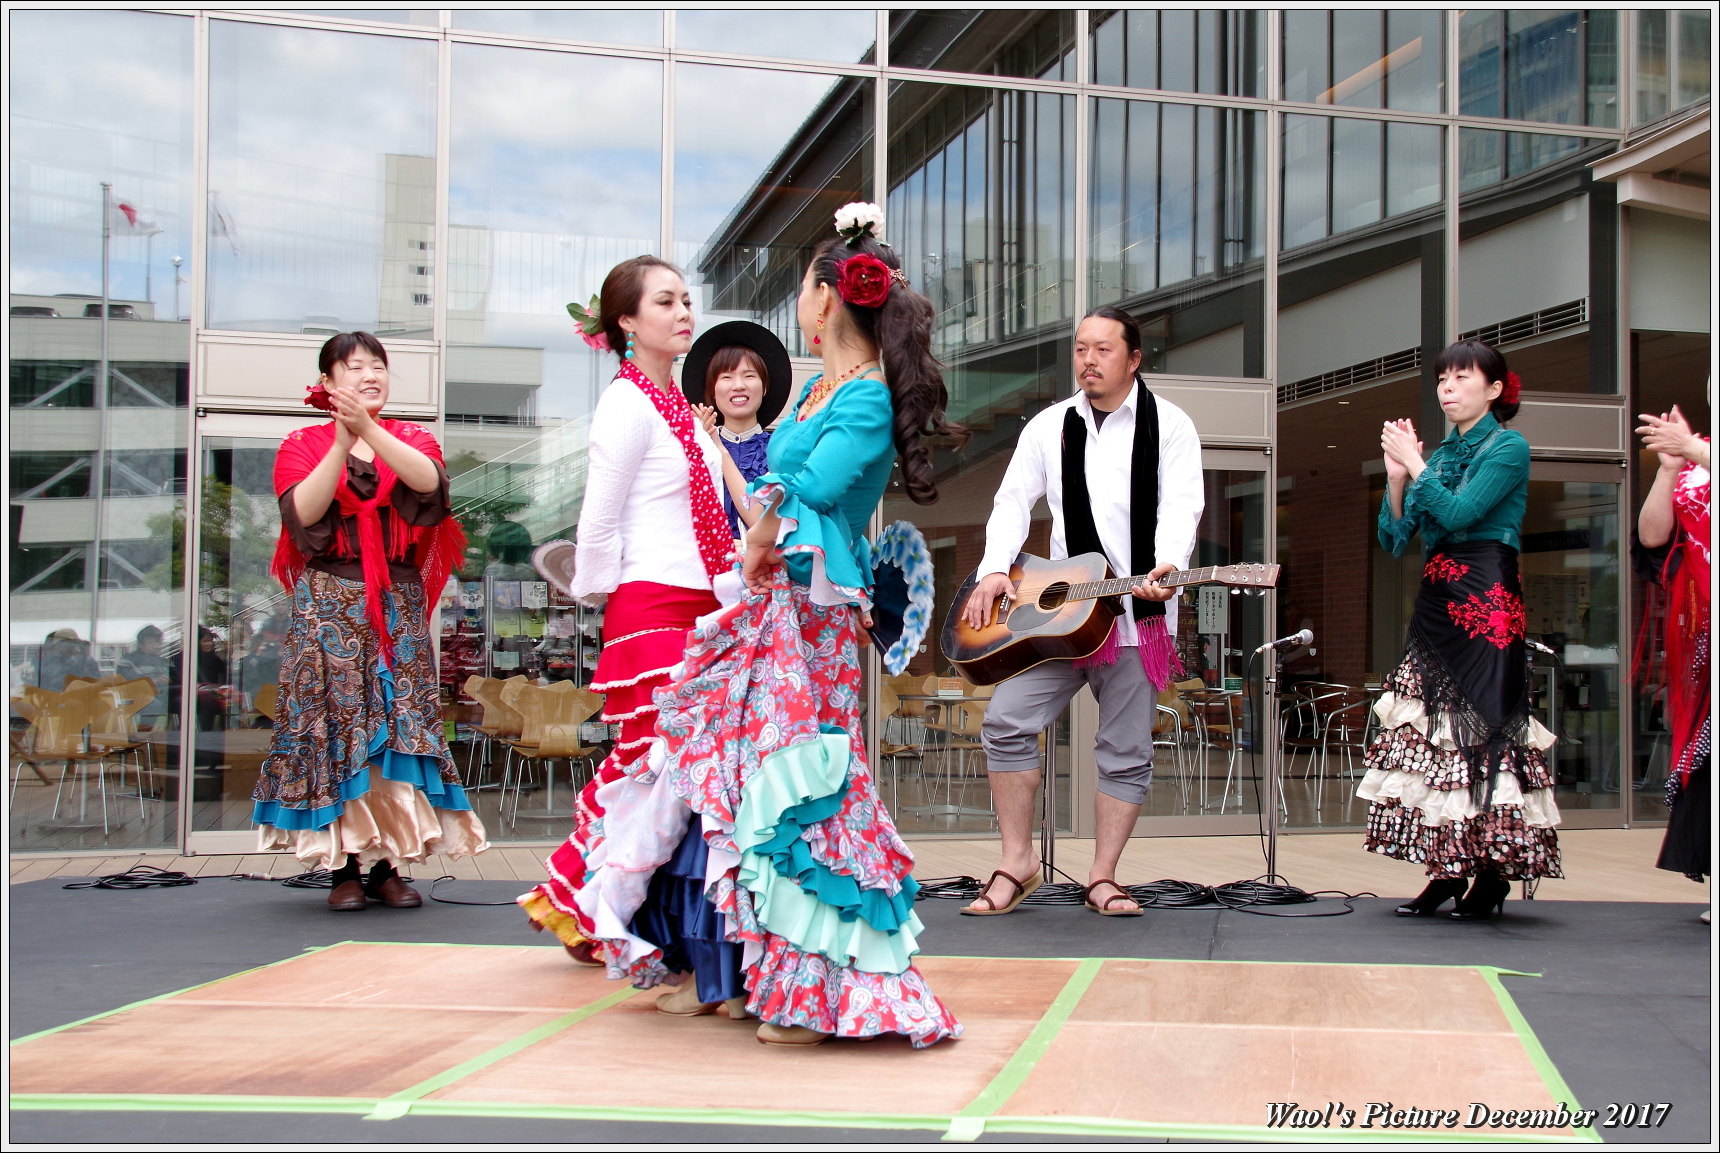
1356, 339, 1562, 921
578, 204, 969, 1048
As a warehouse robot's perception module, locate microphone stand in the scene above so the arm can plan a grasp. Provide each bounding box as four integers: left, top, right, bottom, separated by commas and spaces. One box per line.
1040, 720, 1057, 878
1261, 643, 1285, 880
1250, 627, 1309, 879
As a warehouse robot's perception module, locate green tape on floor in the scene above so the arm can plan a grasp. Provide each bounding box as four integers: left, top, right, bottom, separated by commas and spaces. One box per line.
9, 1093, 377, 1116
7, 942, 346, 1046
944, 956, 1102, 1141
8, 1093, 952, 1134
1481, 967, 1602, 1144
365, 983, 641, 1120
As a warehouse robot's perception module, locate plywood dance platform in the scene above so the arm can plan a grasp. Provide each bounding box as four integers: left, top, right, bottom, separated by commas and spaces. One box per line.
8, 942, 1597, 1142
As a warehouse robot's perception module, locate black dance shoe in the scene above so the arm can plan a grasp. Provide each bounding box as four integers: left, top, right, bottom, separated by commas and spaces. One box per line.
1449, 872, 1511, 921
1394, 878, 1468, 917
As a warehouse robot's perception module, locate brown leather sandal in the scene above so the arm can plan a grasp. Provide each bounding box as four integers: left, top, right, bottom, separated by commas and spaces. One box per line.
960, 869, 1043, 916
1083, 878, 1143, 917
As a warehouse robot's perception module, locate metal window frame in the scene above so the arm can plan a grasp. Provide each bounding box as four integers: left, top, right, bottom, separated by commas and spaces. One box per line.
54, 6, 1667, 854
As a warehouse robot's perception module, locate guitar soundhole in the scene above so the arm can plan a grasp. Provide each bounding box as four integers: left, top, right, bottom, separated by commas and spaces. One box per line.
1036, 582, 1070, 611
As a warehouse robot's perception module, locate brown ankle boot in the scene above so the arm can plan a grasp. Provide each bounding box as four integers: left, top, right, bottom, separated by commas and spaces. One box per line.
328, 880, 366, 911
365, 863, 421, 908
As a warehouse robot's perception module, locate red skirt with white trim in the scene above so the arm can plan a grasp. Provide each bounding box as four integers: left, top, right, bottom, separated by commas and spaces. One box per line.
518, 581, 717, 948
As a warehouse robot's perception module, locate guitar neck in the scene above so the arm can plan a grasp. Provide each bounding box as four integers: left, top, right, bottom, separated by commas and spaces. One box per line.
1066, 567, 1218, 602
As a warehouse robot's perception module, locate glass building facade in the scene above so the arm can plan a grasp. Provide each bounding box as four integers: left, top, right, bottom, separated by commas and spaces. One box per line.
7, 9, 1711, 856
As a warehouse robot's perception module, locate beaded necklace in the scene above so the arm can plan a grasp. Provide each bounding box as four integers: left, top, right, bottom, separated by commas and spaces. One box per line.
797, 360, 879, 421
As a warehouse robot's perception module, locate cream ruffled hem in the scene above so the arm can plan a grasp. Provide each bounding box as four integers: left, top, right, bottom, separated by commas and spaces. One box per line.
257, 776, 490, 869
1356, 767, 1562, 829
1372, 691, 1557, 750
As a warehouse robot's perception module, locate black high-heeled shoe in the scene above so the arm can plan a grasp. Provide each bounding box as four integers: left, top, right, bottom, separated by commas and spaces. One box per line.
1449, 872, 1511, 921
1395, 878, 1468, 917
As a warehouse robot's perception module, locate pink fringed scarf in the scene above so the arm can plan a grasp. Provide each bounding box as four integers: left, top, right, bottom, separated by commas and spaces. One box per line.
271, 419, 466, 669
1072, 609, 1179, 689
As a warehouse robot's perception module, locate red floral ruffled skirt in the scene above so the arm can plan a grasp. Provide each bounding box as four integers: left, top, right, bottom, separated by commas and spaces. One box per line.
580, 575, 961, 1046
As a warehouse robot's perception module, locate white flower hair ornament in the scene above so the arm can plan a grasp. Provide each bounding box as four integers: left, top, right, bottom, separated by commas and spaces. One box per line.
834, 201, 887, 245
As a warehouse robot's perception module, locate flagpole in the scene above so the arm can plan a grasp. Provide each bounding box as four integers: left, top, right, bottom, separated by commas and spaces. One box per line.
99, 182, 111, 397
94, 182, 112, 628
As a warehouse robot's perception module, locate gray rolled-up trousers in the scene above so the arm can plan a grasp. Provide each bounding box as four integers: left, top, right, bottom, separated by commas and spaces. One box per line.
979, 651, 1158, 804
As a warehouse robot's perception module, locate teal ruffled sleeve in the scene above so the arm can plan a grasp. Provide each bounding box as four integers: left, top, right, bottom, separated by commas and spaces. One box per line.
750, 377, 895, 604
1376, 418, 1530, 557
1378, 493, 1417, 558
1405, 427, 1529, 548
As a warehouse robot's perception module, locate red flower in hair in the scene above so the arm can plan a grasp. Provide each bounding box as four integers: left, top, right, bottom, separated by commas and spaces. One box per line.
305, 381, 336, 412
1500, 370, 1521, 406
837, 253, 893, 309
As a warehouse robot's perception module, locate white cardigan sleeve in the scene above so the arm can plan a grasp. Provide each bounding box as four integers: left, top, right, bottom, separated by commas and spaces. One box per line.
571, 383, 651, 601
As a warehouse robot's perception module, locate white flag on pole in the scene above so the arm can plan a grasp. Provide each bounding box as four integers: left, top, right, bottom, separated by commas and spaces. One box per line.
110, 198, 162, 236
209, 191, 243, 255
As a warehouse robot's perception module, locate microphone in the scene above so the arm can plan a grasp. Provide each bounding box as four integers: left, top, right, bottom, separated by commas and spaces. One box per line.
1526, 639, 1557, 657
1253, 628, 1313, 657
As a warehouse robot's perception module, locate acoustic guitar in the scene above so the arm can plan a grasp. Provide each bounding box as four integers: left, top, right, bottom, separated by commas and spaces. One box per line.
941, 552, 1280, 685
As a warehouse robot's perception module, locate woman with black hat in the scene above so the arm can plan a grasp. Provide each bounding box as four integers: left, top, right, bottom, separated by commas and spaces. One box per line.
684, 320, 793, 537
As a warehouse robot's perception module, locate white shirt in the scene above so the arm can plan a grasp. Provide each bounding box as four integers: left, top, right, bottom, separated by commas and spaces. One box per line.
571, 373, 725, 599
977, 381, 1204, 644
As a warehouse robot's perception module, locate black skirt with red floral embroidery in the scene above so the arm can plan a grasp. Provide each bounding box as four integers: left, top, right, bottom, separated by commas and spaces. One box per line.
1357, 541, 1563, 880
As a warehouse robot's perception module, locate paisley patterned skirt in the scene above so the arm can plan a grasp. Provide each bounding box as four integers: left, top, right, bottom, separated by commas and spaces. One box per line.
1357, 542, 1563, 880
576, 575, 962, 1047
252, 570, 487, 869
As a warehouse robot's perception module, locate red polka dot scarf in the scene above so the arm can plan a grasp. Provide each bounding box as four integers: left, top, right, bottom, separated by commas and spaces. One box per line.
619, 359, 732, 582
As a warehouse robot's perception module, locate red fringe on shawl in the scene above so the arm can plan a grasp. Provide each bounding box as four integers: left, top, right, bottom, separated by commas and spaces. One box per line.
270, 419, 465, 669
1072, 614, 1181, 691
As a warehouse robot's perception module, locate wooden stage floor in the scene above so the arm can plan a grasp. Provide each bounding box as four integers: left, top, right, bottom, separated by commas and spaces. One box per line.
9, 941, 1595, 1143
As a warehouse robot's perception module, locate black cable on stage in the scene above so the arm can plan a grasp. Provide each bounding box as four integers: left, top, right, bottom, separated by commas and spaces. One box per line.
917, 871, 1375, 916
61, 865, 518, 906
63, 865, 336, 890
61, 865, 200, 890
425, 875, 519, 906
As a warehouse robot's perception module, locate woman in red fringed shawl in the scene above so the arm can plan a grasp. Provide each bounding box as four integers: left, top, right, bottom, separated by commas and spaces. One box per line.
1633, 404, 1710, 908
253, 332, 484, 911
517, 257, 734, 969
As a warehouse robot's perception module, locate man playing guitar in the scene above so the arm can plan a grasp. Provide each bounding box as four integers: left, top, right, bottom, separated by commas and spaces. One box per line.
959, 305, 1204, 917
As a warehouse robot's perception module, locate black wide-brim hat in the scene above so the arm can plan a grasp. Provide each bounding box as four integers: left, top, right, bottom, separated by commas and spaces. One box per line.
680, 320, 793, 428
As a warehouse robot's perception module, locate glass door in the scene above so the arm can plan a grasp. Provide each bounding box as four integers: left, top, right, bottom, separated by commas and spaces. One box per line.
1128, 449, 1272, 835
1523, 463, 1625, 828
181, 412, 319, 854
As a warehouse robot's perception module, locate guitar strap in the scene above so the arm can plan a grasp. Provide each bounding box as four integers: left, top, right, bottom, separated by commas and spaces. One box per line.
1060, 382, 1178, 689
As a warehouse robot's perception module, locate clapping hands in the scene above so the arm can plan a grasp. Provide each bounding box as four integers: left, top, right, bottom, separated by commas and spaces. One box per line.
1381, 418, 1424, 482
1635, 405, 1702, 471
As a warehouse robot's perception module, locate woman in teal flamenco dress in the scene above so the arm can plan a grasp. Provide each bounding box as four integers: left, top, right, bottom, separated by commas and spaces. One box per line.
576, 203, 967, 1046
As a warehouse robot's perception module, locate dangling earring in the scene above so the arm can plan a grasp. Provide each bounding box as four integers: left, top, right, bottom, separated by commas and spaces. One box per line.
624, 331, 636, 360
813, 315, 825, 346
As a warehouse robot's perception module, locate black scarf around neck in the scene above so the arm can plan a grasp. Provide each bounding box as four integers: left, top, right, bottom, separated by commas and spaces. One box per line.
1061, 381, 1163, 623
